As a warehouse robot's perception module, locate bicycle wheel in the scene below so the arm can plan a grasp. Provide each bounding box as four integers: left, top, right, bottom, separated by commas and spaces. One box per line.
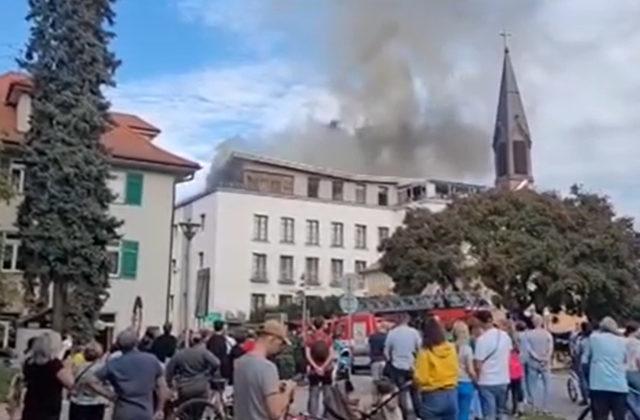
175, 399, 225, 420
567, 377, 579, 403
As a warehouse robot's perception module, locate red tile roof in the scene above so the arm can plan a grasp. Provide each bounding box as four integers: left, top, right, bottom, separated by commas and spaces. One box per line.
0, 72, 200, 173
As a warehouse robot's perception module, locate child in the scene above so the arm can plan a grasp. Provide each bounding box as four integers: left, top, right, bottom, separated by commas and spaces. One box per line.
509, 345, 525, 416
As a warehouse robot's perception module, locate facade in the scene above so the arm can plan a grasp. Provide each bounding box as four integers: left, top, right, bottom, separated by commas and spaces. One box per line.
0, 72, 200, 334
171, 152, 484, 329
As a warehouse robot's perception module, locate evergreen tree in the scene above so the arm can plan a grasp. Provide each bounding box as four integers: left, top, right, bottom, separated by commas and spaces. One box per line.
17, 0, 121, 339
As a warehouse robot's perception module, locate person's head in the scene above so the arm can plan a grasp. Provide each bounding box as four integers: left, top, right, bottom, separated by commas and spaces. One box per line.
247, 329, 256, 339
213, 320, 225, 333
25, 336, 36, 355
580, 321, 592, 336
312, 317, 325, 331
625, 322, 639, 337
599, 316, 620, 335
333, 325, 344, 340
422, 318, 446, 349
476, 310, 494, 328
452, 320, 470, 347
83, 341, 104, 362
398, 312, 410, 325
531, 313, 544, 329
232, 328, 247, 345
30, 334, 57, 365
163, 323, 173, 335
515, 320, 527, 333
143, 326, 158, 339
190, 332, 204, 347
256, 320, 290, 357
116, 328, 139, 353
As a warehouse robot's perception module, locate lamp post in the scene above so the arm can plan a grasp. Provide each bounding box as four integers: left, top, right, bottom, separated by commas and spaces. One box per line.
178, 220, 200, 347
298, 274, 307, 341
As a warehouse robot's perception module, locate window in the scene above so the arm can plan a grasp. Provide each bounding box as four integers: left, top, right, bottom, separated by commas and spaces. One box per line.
305, 257, 319, 285
355, 184, 366, 204
279, 295, 293, 307
107, 240, 120, 277
120, 240, 139, 279
308, 177, 320, 198
306, 220, 319, 245
281, 217, 295, 244
378, 227, 390, 246
355, 260, 367, 273
279, 256, 294, 284
331, 222, 344, 247
253, 215, 269, 242
355, 224, 367, 249
198, 251, 204, 268
251, 253, 268, 282
332, 180, 343, 201
496, 142, 508, 177
378, 186, 389, 206
513, 140, 528, 175
250, 294, 266, 314
1, 233, 23, 272
9, 163, 25, 194
331, 259, 344, 286
244, 170, 294, 195
109, 172, 144, 205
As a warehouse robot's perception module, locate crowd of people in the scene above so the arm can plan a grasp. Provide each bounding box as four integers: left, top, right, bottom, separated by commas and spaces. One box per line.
11, 309, 640, 420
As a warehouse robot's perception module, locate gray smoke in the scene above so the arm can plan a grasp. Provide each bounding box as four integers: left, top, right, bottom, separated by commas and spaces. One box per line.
206, 0, 543, 188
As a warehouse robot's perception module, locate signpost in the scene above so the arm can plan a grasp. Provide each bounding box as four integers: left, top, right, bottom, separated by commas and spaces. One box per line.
339, 276, 360, 349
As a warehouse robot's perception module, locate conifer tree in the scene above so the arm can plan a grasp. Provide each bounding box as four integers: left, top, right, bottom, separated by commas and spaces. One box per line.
17, 0, 121, 339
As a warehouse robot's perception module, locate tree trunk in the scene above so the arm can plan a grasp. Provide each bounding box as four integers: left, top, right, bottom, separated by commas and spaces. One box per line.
52, 280, 66, 333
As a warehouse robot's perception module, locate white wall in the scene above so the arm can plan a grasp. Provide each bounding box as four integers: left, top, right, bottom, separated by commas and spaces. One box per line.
104, 169, 175, 332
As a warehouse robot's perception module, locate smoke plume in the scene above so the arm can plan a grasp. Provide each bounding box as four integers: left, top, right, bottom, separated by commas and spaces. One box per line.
206, 0, 543, 188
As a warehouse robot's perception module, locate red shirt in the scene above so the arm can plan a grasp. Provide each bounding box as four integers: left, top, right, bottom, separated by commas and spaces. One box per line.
242, 339, 256, 352
305, 330, 333, 349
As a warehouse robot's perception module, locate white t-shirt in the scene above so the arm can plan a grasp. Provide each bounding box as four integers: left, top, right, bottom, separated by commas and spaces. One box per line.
474, 327, 512, 386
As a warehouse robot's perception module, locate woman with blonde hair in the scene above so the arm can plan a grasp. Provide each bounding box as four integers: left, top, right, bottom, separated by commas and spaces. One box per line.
21, 333, 74, 420
69, 340, 108, 420
453, 320, 475, 420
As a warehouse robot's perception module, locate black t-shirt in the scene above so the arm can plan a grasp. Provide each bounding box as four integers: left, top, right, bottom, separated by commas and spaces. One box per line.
207, 334, 231, 379
22, 358, 64, 419
152, 334, 178, 362
369, 331, 387, 362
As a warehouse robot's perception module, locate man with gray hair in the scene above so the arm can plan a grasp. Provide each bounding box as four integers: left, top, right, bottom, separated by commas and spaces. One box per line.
89, 328, 169, 420
522, 313, 554, 413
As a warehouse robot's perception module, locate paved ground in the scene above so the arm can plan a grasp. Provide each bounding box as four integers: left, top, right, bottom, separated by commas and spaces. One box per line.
1, 372, 582, 419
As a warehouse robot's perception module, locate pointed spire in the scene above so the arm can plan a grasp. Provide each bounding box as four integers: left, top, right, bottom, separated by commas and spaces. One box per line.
492, 38, 534, 190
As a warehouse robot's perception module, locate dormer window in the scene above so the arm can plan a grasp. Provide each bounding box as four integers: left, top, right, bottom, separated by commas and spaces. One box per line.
16, 93, 32, 133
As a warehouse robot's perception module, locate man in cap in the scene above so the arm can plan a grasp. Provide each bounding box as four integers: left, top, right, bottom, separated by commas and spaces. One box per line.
233, 320, 296, 420
88, 328, 169, 420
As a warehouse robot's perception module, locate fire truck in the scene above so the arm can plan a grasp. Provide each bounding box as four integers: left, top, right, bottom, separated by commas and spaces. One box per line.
333, 291, 491, 370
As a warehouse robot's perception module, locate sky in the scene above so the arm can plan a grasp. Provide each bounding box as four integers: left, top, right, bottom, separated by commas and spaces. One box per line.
2, 0, 640, 221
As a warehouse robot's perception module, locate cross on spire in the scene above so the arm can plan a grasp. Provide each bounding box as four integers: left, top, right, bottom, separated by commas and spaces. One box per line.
499, 30, 511, 52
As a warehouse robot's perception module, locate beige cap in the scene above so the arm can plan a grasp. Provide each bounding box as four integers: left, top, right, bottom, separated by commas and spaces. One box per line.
260, 320, 291, 345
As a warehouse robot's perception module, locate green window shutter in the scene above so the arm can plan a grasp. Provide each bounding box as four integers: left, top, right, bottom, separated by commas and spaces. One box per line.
120, 240, 139, 279
125, 173, 144, 205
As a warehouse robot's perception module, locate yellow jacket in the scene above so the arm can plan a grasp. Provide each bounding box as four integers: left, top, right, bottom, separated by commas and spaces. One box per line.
413, 342, 458, 391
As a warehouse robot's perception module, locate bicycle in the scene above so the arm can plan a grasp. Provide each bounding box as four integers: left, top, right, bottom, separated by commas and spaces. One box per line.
173, 378, 233, 420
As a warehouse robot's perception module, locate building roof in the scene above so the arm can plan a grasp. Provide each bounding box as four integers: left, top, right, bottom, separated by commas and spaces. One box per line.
493, 48, 531, 147
0, 72, 200, 173
228, 151, 416, 184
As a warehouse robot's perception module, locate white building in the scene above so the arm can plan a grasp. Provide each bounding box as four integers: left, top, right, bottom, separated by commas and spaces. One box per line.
0, 72, 200, 339
171, 152, 484, 329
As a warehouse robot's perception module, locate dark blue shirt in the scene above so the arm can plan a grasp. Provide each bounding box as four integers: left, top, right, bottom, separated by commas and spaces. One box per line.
96, 349, 162, 420
369, 331, 387, 362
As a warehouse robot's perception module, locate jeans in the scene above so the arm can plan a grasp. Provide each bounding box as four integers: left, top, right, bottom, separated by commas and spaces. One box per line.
420, 388, 458, 420
509, 379, 524, 414
526, 364, 550, 412
389, 365, 420, 420
579, 364, 590, 403
477, 384, 509, 420
627, 372, 640, 417
308, 370, 332, 417
371, 360, 386, 380
457, 381, 474, 420
590, 390, 627, 420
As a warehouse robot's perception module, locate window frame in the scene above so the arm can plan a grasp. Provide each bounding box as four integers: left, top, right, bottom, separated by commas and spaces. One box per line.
332, 180, 344, 201
253, 214, 269, 242
281, 217, 295, 244
107, 240, 121, 278
331, 222, 344, 247
355, 183, 366, 204
306, 220, 320, 246
305, 257, 320, 285
251, 253, 268, 282
9, 162, 25, 194
330, 258, 344, 287
378, 226, 390, 246
355, 224, 367, 249
279, 255, 294, 284
307, 177, 320, 198
378, 186, 389, 206
1, 232, 22, 272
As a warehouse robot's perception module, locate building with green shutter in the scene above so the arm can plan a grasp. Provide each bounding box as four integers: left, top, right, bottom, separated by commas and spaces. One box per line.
0, 72, 200, 341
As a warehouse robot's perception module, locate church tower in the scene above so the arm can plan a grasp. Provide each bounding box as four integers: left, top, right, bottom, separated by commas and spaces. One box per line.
492, 40, 534, 191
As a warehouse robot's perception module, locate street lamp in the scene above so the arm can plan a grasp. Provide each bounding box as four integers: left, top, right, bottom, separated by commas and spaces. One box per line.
298, 274, 308, 341
178, 220, 201, 347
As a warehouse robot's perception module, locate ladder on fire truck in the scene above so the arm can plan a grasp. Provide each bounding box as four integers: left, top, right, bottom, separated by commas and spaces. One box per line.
356, 291, 490, 314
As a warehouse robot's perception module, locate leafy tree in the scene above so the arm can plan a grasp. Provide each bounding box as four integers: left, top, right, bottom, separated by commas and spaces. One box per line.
17, 0, 121, 339
380, 187, 640, 320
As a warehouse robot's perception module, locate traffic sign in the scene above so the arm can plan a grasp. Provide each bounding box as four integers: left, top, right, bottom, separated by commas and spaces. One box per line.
205, 312, 223, 323
339, 294, 359, 314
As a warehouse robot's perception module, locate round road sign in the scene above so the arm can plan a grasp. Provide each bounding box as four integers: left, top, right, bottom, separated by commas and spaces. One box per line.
339, 294, 359, 314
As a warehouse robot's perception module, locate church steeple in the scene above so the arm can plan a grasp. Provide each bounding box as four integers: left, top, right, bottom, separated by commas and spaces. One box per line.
492, 38, 534, 191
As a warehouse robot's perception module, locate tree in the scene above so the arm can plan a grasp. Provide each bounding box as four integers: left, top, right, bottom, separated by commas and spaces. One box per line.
380, 187, 640, 320
17, 0, 121, 340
